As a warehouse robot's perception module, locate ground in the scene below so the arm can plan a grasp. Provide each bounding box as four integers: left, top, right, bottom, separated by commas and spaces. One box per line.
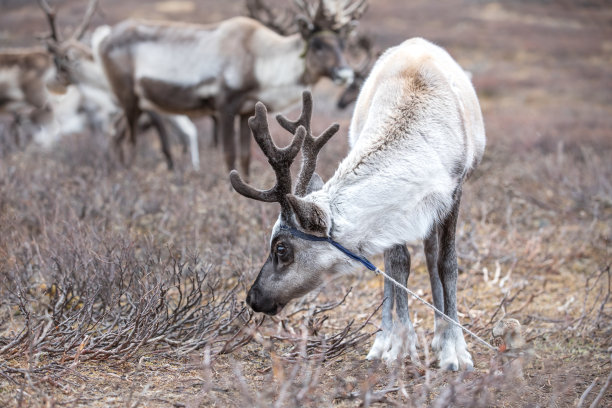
0, 0, 611, 407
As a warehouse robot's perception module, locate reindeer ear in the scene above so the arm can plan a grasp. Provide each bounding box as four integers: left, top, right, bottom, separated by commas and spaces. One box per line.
296, 15, 313, 39
286, 194, 329, 235
306, 173, 324, 194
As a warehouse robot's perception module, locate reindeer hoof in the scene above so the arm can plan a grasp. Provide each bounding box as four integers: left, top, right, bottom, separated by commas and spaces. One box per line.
366, 333, 387, 361
434, 325, 474, 371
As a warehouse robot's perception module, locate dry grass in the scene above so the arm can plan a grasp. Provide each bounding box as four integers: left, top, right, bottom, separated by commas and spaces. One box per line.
1, 0, 611, 406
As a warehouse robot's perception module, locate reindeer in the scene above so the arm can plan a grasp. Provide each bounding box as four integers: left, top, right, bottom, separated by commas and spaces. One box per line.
0, 47, 56, 146
37, 0, 200, 170
95, 0, 366, 177
230, 37, 486, 370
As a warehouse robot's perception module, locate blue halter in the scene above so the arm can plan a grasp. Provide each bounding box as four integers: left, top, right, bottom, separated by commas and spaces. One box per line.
279, 225, 378, 272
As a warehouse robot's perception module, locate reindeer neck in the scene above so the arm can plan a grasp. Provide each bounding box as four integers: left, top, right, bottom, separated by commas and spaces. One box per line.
252, 33, 309, 89
70, 53, 111, 92
322, 132, 456, 257
250, 33, 311, 111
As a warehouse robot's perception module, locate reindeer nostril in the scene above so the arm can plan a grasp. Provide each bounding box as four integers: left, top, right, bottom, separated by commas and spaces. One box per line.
246, 286, 261, 310
246, 289, 254, 307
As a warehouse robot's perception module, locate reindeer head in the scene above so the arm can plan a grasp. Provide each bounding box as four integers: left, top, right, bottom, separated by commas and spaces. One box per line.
37, 0, 98, 94
337, 34, 374, 109
230, 91, 349, 315
294, 0, 368, 85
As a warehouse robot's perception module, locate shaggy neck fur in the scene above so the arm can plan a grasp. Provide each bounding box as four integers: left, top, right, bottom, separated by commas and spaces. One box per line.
313, 141, 456, 259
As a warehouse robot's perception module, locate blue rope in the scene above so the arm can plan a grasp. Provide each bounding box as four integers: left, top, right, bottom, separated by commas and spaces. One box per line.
279, 225, 378, 271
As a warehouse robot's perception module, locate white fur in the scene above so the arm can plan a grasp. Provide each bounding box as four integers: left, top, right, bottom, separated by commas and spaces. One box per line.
91, 25, 111, 60
366, 322, 419, 363
252, 31, 307, 111
134, 40, 220, 88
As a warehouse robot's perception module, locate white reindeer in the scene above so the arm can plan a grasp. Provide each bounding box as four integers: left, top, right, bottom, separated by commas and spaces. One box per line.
230, 37, 486, 370
94, 0, 366, 177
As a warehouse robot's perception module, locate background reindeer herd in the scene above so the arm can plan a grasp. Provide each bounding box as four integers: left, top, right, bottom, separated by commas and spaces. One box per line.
0, 0, 374, 172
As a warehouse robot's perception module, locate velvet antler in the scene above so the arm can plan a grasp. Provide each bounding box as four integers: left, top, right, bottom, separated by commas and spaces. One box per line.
276, 91, 339, 197
229, 102, 306, 216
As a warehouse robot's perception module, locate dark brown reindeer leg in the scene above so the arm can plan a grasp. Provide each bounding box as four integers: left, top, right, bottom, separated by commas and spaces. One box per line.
425, 226, 445, 348
239, 113, 251, 179
218, 94, 242, 172
392, 245, 420, 363
124, 105, 141, 166
435, 186, 473, 371
112, 114, 128, 165
147, 110, 174, 170
211, 113, 219, 148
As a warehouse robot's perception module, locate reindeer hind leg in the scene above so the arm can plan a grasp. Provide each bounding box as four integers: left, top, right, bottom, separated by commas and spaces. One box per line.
434, 186, 473, 371
425, 226, 446, 353
112, 114, 128, 165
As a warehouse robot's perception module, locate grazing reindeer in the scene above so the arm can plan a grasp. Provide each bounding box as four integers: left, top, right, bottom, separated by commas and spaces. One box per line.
37, 0, 200, 169
96, 0, 366, 177
230, 37, 486, 370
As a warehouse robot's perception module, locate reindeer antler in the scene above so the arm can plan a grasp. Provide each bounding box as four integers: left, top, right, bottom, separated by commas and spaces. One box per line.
295, 0, 368, 34
37, 0, 61, 42
276, 91, 339, 197
246, 0, 296, 35
230, 102, 306, 216
38, 0, 98, 44
71, 0, 99, 41
231, 92, 338, 216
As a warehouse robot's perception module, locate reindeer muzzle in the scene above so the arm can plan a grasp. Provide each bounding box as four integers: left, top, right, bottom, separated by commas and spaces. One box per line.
246, 286, 285, 315
332, 67, 355, 85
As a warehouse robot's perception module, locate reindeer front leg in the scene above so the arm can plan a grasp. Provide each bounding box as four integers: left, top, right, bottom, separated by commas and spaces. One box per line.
432, 187, 473, 371
218, 95, 240, 172
147, 110, 174, 170
367, 245, 419, 363
366, 264, 394, 361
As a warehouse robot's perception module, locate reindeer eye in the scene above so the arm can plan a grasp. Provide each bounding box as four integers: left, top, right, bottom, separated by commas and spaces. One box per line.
311, 38, 324, 52
275, 243, 287, 256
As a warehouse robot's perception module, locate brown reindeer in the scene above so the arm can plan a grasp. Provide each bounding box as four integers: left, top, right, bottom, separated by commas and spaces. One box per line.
95, 0, 366, 177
